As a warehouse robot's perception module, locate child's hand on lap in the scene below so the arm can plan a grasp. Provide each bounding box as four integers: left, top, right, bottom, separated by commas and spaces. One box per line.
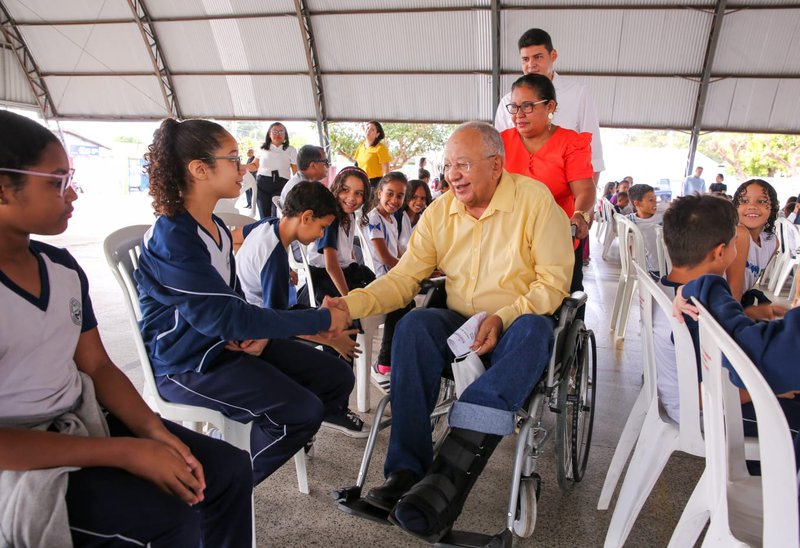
329, 329, 361, 360
225, 339, 269, 355
122, 438, 206, 506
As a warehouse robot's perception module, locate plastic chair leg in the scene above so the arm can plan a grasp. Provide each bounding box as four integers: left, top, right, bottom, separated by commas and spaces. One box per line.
667, 470, 709, 548
602, 232, 616, 261
772, 258, 795, 298
597, 386, 650, 510
603, 416, 679, 548
610, 277, 627, 332
294, 450, 309, 494
615, 279, 637, 341
354, 332, 370, 413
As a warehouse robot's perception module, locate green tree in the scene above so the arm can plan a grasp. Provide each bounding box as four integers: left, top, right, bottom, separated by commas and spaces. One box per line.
328, 122, 454, 170
698, 133, 800, 179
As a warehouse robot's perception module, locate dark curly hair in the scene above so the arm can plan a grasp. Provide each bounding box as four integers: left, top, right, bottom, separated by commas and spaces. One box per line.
144, 118, 229, 217
732, 178, 779, 235
0, 110, 60, 191
329, 167, 371, 229
371, 171, 408, 210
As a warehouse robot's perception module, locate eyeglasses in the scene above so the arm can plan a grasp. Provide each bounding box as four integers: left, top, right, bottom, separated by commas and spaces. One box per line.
200, 156, 242, 170
0, 167, 76, 196
270, 129, 286, 135
505, 99, 548, 115
738, 197, 771, 208
442, 155, 497, 175
315, 159, 331, 167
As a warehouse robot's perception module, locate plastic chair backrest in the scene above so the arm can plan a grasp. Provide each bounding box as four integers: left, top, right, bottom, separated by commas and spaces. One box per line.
634, 264, 704, 452
215, 211, 256, 231
602, 198, 616, 226
654, 225, 673, 278
615, 214, 647, 278
354, 210, 378, 274
297, 243, 317, 307
272, 196, 282, 218
102, 225, 251, 446
694, 300, 799, 547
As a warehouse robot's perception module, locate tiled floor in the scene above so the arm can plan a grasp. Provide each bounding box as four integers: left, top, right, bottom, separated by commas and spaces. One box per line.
47, 191, 730, 547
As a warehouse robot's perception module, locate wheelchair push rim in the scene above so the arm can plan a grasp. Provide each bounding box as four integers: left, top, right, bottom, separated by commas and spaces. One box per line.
555, 320, 597, 488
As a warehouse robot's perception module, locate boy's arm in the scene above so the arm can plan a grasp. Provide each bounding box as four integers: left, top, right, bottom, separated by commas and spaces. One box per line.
682, 274, 800, 393
323, 247, 350, 296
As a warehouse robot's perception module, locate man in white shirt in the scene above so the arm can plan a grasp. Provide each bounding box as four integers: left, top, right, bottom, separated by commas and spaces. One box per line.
494, 28, 604, 182
279, 145, 329, 208
682, 166, 706, 196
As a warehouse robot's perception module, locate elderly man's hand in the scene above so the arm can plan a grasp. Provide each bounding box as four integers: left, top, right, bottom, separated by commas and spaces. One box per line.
471, 314, 503, 356
320, 296, 351, 337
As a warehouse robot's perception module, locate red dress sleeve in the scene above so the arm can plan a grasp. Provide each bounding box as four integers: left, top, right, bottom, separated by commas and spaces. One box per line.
563, 131, 594, 183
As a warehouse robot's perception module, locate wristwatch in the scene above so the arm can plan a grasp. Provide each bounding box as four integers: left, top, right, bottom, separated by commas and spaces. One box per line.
573, 210, 591, 224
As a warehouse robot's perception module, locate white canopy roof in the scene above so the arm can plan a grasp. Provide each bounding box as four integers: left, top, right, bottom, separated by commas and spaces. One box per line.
1, 0, 798, 135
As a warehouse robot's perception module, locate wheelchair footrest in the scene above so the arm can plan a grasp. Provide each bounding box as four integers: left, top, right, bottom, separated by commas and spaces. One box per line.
335, 497, 393, 526
434, 528, 512, 548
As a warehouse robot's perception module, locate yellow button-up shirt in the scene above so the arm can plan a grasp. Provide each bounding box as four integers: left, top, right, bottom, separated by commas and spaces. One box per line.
342, 170, 574, 330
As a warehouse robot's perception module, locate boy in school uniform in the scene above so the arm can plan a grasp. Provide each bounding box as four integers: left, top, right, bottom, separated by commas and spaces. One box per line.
626, 184, 663, 275
236, 181, 367, 437
661, 195, 799, 435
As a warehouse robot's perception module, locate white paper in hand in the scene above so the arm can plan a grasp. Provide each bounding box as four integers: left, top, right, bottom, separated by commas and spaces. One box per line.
447, 312, 488, 398
447, 312, 487, 358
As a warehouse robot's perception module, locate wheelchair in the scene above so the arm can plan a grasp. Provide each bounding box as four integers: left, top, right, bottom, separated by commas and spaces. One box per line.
332, 279, 597, 547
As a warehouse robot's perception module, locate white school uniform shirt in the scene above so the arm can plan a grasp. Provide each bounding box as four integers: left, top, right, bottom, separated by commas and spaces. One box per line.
256, 145, 297, 180
627, 212, 663, 273
308, 214, 357, 269
743, 231, 777, 292
397, 210, 414, 255
495, 72, 605, 172
0, 242, 97, 422
366, 208, 400, 277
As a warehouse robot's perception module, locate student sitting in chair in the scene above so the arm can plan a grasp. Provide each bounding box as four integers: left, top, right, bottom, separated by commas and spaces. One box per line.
626, 183, 663, 275
0, 110, 253, 547
660, 195, 798, 437
326, 122, 573, 543
235, 181, 366, 437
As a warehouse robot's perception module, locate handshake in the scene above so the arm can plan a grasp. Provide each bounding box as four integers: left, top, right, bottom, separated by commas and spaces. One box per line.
319, 296, 352, 337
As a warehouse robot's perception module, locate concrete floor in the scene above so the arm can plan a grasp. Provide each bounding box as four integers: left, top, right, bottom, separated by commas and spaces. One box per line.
44, 190, 717, 547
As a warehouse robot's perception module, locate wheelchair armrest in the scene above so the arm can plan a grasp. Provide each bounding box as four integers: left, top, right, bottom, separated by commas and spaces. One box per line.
420, 276, 447, 309
554, 291, 588, 327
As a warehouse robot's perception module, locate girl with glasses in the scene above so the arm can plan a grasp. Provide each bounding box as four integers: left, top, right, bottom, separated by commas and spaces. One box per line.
136, 118, 355, 485
0, 110, 253, 547
250, 122, 297, 218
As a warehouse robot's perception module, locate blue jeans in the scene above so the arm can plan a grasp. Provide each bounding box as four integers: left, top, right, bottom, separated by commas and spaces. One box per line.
385, 308, 554, 478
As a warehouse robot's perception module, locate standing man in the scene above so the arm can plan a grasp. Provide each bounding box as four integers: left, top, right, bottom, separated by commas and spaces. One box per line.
495, 28, 604, 183
279, 145, 329, 207
683, 166, 706, 196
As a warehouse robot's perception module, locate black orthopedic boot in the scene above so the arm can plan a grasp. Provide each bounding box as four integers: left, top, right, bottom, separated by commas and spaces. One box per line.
389, 427, 502, 542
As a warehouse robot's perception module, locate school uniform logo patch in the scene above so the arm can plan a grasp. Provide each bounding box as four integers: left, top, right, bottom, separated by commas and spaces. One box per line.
69, 298, 82, 325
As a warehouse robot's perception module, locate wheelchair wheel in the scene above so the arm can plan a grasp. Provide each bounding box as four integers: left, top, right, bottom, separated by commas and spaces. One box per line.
555, 320, 596, 489
512, 475, 540, 538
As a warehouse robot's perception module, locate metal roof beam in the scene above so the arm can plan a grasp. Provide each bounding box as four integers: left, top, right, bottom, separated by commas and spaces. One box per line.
0, 2, 56, 117
686, 0, 727, 177
126, 0, 181, 119
294, 0, 330, 153
491, 0, 501, 115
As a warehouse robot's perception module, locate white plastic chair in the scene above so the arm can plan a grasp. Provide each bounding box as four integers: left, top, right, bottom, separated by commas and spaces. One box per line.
693, 300, 799, 547
103, 225, 309, 500
601, 199, 618, 261
655, 225, 673, 279
609, 214, 647, 343
352, 212, 387, 412
770, 218, 800, 298
601, 264, 760, 547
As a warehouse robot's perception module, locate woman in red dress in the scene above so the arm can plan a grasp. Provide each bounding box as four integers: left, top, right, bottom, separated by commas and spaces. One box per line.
500, 73, 595, 291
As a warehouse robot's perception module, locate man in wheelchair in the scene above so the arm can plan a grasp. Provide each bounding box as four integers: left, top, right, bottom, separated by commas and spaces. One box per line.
328, 122, 575, 543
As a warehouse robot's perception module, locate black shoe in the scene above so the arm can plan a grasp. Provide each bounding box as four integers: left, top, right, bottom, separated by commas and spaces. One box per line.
365, 470, 420, 512
321, 408, 368, 438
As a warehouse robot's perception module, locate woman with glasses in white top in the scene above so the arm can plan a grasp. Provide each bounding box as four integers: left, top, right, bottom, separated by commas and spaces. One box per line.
249, 122, 297, 218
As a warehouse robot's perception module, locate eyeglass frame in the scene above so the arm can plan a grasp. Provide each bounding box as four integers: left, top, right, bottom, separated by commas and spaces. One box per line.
505, 99, 549, 115
442, 154, 498, 175
199, 155, 242, 170
314, 158, 331, 167
0, 167, 76, 196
